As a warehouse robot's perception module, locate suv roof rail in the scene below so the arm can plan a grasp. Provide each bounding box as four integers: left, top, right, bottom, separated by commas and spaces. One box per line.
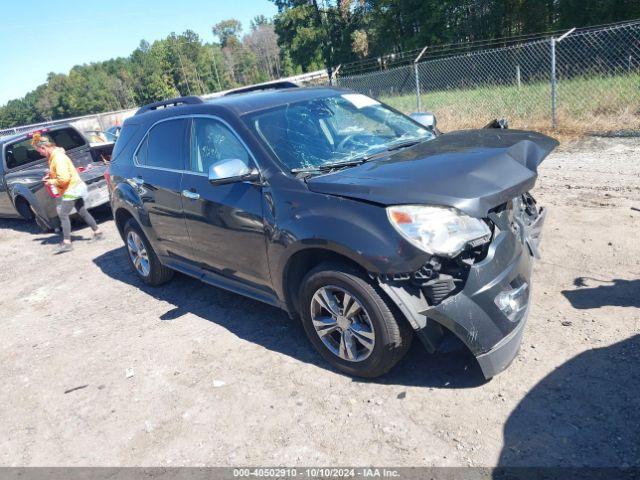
135, 96, 203, 115
223, 81, 299, 96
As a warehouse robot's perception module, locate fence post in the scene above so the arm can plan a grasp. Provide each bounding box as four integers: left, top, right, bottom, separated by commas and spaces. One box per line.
516, 65, 521, 88
330, 64, 341, 87
414, 63, 420, 111
550, 28, 576, 130
413, 46, 428, 112
550, 37, 557, 129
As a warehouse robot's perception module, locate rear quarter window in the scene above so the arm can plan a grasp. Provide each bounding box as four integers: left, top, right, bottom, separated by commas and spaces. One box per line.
110, 123, 140, 163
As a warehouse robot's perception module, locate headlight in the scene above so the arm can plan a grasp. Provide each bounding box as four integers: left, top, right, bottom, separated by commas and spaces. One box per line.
387, 205, 492, 257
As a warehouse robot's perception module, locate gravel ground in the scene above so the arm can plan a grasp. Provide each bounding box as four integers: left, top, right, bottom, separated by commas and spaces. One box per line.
0, 136, 638, 467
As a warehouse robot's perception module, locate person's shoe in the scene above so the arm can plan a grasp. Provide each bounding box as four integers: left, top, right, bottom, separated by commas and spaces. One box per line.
56, 242, 73, 253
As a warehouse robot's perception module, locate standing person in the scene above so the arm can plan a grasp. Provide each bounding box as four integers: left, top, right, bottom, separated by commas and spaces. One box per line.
31, 133, 103, 252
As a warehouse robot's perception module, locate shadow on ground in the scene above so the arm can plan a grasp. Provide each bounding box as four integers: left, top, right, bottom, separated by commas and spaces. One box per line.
562, 276, 640, 309
500, 275, 640, 468
1, 204, 113, 241
0, 217, 40, 234
498, 334, 640, 467
93, 246, 487, 389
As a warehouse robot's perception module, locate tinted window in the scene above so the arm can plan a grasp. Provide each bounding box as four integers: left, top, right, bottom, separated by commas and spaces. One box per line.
111, 123, 140, 163
145, 119, 189, 170
135, 135, 149, 166
5, 138, 44, 170
189, 118, 251, 174
49, 128, 85, 150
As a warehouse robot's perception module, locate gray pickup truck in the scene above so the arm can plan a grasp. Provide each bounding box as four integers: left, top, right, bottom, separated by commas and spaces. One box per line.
0, 124, 113, 231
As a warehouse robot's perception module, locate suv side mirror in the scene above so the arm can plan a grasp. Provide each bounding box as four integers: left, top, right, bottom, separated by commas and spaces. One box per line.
208, 158, 260, 186
410, 112, 437, 131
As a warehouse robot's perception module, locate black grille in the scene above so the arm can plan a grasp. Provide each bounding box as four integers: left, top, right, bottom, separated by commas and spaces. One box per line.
422, 276, 457, 305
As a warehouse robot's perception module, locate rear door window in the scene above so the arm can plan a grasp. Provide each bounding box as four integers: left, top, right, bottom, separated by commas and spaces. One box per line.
4, 138, 44, 170
144, 119, 189, 170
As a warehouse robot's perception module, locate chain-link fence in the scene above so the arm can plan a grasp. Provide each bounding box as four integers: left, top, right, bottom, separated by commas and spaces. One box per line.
335, 21, 640, 133
3, 23, 638, 138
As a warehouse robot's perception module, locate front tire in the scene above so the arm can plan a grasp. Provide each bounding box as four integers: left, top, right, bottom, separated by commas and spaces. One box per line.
123, 218, 174, 286
299, 262, 412, 378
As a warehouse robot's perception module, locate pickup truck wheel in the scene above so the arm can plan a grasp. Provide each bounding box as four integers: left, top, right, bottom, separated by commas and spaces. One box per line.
299, 263, 412, 378
14, 197, 34, 221
123, 218, 174, 286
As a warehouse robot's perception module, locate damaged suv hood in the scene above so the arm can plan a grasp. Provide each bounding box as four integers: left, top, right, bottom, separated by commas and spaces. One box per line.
307, 129, 559, 218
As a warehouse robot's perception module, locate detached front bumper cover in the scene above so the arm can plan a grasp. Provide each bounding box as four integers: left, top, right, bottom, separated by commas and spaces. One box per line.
425, 202, 546, 378
377, 198, 545, 379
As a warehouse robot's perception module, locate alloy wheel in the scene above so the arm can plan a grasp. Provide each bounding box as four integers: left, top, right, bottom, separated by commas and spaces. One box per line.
310, 285, 376, 362
126, 231, 150, 277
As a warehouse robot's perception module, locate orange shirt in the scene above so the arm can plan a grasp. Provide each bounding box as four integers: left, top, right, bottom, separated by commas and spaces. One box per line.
47, 148, 81, 196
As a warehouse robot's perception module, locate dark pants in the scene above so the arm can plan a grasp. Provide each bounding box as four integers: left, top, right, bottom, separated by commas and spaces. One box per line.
56, 197, 98, 241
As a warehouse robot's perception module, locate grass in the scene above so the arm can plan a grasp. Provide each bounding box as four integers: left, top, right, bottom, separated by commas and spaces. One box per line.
380, 72, 640, 135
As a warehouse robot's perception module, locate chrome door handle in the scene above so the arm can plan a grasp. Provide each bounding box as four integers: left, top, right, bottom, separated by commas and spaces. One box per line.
182, 189, 200, 200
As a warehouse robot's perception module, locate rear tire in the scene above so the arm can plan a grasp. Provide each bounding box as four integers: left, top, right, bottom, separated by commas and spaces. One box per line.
14, 197, 34, 221
123, 218, 174, 286
299, 262, 412, 378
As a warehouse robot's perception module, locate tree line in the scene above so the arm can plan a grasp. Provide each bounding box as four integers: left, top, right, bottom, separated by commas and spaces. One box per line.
274, 0, 640, 75
1, 0, 638, 129
0, 17, 284, 129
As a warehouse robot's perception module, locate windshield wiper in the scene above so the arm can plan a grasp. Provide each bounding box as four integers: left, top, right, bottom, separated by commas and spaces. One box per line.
385, 139, 423, 151
290, 158, 367, 174
290, 139, 425, 175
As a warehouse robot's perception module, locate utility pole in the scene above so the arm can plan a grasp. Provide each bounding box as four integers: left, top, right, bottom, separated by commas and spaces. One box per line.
312, 0, 334, 84
211, 44, 222, 91
174, 39, 192, 96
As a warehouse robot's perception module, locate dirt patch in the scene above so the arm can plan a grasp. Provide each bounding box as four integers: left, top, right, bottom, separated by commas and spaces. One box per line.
0, 137, 638, 467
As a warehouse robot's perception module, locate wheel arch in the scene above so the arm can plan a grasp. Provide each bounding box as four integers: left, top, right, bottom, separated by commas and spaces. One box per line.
13, 194, 34, 220
281, 247, 370, 317
9, 184, 53, 224
114, 207, 135, 240
111, 180, 149, 241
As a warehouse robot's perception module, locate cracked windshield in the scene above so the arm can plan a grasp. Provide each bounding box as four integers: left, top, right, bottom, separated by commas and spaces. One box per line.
247, 93, 434, 172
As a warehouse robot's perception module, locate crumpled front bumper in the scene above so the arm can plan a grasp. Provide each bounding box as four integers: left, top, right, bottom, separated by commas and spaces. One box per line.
421, 207, 546, 378
376, 201, 546, 379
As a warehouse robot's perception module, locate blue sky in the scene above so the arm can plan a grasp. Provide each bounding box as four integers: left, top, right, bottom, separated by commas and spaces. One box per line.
0, 0, 278, 106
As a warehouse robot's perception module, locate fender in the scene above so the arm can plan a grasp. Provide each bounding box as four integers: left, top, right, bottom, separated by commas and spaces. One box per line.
111, 181, 158, 249
7, 177, 57, 226
267, 190, 430, 301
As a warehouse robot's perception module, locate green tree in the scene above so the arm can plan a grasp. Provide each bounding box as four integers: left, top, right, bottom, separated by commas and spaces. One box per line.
213, 19, 243, 47
250, 14, 272, 31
